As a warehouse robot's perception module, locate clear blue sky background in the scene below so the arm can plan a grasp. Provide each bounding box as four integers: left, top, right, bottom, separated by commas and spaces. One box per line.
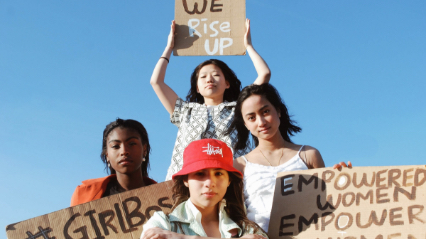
1, 0, 425, 234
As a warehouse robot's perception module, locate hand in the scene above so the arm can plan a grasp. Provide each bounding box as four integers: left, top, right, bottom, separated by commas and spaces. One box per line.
244, 18, 252, 48
241, 234, 268, 239
333, 161, 352, 170
142, 227, 185, 239
167, 20, 176, 49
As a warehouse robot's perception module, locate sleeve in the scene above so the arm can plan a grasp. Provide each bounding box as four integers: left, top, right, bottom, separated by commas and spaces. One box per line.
170, 97, 187, 127
140, 211, 171, 239
70, 186, 81, 207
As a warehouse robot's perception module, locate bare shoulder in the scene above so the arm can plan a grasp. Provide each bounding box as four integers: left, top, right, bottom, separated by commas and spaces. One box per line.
301, 145, 325, 169
234, 156, 247, 175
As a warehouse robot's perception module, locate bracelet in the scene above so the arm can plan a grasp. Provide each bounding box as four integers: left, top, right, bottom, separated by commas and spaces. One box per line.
160, 57, 169, 63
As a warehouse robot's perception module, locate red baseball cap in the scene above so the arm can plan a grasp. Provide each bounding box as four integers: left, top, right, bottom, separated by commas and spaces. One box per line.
172, 139, 243, 180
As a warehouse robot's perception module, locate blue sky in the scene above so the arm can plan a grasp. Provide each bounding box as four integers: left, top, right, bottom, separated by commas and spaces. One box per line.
1, 0, 425, 233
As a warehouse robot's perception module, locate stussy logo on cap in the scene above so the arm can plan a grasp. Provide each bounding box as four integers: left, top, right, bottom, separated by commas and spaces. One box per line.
202, 143, 223, 157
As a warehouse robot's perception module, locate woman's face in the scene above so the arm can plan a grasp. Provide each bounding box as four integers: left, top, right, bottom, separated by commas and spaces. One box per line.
197, 64, 230, 101
184, 168, 230, 211
241, 94, 281, 141
106, 127, 146, 176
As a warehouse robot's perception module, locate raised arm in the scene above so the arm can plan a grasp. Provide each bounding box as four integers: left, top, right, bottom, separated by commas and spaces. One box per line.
245, 19, 271, 85
150, 20, 179, 115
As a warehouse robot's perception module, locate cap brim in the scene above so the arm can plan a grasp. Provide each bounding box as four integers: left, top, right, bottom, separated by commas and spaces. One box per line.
172, 159, 243, 180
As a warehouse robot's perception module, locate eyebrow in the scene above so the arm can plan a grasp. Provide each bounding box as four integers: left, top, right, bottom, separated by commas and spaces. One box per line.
244, 105, 269, 117
108, 136, 140, 144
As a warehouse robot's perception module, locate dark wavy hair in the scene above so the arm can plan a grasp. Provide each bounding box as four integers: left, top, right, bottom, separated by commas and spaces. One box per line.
227, 83, 302, 150
172, 172, 264, 235
185, 59, 242, 103
100, 118, 151, 177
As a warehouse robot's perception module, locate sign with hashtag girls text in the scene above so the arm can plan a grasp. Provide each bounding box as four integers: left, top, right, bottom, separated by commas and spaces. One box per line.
6, 181, 174, 239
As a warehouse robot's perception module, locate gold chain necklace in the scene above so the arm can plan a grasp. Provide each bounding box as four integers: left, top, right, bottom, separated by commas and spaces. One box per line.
258, 148, 284, 166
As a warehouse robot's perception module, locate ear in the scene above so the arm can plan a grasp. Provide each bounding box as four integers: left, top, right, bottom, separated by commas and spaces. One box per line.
143, 144, 147, 157
197, 86, 200, 93
277, 109, 281, 118
183, 179, 189, 188
225, 81, 230, 89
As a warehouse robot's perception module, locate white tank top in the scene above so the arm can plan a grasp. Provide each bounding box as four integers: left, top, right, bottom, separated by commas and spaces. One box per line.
242, 146, 308, 232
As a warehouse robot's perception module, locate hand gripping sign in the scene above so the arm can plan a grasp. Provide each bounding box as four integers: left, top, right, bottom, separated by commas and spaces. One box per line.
6, 181, 174, 239
268, 165, 426, 239
174, 0, 246, 56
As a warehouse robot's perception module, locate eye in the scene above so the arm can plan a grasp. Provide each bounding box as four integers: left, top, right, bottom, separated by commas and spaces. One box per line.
110, 144, 119, 149
215, 171, 223, 176
247, 115, 255, 121
195, 171, 205, 177
263, 109, 270, 114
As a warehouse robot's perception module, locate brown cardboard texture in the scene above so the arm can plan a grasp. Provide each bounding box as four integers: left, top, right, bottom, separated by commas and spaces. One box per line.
5, 180, 174, 239
268, 165, 426, 239
174, 0, 246, 56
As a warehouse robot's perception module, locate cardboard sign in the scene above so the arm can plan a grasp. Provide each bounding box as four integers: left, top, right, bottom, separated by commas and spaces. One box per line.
174, 0, 246, 56
6, 181, 174, 239
268, 166, 426, 239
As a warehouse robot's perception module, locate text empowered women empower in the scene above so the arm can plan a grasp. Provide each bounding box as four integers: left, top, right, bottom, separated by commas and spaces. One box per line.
268, 166, 426, 239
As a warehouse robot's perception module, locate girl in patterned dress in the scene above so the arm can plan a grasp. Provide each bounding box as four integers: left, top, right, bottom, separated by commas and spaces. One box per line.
151, 19, 271, 180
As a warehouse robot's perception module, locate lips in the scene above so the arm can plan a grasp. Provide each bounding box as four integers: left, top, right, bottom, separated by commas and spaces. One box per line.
203, 192, 217, 198
258, 127, 271, 133
205, 84, 216, 89
118, 158, 133, 165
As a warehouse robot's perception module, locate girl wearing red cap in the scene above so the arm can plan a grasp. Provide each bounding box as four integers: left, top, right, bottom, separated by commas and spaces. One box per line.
141, 139, 267, 239
227, 84, 351, 232
151, 19, 271, 181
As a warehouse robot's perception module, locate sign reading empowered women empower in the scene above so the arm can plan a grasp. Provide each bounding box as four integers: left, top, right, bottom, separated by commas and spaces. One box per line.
268, 166, 426, 239
174, 0, 246, 56
6, 181, 174, 239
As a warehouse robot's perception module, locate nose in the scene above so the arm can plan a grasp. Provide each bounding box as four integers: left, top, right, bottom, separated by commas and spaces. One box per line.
204, 174, 216, 188
120, 145, 129, 156
258, 116, 267, 126
206, 74, 214, 83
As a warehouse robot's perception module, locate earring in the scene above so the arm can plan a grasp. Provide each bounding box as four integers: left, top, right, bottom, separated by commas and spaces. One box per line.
142, 157, 146, 162
107, 162, 111, 168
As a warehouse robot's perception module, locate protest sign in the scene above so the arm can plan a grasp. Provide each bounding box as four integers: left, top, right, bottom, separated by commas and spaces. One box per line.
6, 181, 174, 239
174, 0, 246, 56
268, 166, 426, 239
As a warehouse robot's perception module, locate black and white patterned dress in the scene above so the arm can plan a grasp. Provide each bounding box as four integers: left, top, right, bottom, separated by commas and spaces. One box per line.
165, 98, 252, 180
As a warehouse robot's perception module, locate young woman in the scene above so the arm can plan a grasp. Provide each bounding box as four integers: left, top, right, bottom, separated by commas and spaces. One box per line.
70, 118, 157, 206
227, 84, 351, 232
151, 19, 271, 180
141, 139, 267, 239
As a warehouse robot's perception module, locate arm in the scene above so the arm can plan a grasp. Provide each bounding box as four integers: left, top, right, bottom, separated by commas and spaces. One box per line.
303, 146, 325, 169
233, 156, 247, 175
245, 19, 271, 85
151, 20, 179, 115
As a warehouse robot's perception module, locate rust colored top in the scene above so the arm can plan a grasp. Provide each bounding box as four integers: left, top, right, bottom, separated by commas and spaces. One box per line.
70, 174, 157, 206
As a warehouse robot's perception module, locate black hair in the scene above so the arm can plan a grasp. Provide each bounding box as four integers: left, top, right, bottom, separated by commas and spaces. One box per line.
185, 59, 242, 103
227, 83, 302, 150
100, 118, 151, 177
172, 172, 264, 234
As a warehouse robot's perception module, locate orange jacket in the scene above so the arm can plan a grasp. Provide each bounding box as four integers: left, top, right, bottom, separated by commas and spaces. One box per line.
70, 174, 157, 206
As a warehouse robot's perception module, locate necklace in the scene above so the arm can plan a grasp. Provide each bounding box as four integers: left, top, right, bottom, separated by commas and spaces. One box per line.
259, 148, 284, 166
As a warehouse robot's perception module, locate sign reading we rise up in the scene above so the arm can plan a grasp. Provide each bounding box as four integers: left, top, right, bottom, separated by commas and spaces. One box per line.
174, 0, 246, 56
